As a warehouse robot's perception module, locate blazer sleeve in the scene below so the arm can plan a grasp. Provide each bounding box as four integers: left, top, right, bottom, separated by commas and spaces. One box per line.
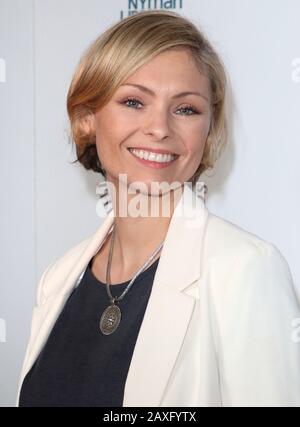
15, 260, 55, 407
216, 242, 300, 407
35, 261, 55, 306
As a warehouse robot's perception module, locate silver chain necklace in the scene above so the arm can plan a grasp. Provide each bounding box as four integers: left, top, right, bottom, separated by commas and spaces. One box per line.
99, 221, 165, 335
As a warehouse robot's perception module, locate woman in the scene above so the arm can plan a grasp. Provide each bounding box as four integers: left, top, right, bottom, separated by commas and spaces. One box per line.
17, 10, 300, 407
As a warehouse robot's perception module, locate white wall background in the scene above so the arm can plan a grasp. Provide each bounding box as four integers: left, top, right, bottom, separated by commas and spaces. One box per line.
0, 0, 299, 406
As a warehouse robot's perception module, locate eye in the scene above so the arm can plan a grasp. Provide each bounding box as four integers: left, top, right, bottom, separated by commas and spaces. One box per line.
121, 97, 143, 109
120, 97, 200, 115
176, 105, 200, 116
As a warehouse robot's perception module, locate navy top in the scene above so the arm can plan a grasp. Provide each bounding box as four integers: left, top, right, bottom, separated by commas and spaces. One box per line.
19, 256, 160, 407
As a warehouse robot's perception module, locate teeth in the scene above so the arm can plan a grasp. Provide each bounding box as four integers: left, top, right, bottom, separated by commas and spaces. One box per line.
129, 148, 176, 163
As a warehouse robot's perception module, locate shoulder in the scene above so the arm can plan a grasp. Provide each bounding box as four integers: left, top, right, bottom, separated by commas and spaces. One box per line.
206, 212, 275, 257
46, 235, 92, 275
35, 235, 93, 305
204, 212, 298, 303
205, 212, 289, 268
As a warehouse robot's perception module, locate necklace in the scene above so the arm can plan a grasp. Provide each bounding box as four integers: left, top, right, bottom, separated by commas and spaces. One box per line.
99, 222, 165, 335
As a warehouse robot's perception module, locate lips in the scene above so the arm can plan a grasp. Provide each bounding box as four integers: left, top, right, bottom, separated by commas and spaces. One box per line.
127, 147, 179, 169
127, 147, 179, 156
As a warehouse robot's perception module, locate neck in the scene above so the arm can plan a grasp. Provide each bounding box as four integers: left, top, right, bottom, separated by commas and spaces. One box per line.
108, 183, 184, 273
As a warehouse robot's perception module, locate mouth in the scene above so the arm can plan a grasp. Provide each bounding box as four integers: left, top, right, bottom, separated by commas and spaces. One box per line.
127, 147, 179, 169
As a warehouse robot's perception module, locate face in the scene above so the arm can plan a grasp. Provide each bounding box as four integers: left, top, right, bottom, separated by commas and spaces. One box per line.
89, 48, 212, 196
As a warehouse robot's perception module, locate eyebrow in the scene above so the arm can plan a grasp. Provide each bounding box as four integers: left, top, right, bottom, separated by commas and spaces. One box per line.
120, 83, 209, 103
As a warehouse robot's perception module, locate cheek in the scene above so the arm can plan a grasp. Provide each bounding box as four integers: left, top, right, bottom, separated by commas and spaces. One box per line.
94, 117, 118, 148
187, 118, 210, 156
186, 136, 206, 159
94, 123, 127, 166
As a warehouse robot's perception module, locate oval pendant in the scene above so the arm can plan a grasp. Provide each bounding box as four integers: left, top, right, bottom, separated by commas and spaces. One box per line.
100, 304, 121, 335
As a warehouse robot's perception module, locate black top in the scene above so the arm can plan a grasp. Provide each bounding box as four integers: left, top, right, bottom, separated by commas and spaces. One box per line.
19, 256, 160, 407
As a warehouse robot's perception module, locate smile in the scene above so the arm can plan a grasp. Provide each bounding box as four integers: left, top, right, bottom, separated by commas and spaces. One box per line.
127, 148, 179, 169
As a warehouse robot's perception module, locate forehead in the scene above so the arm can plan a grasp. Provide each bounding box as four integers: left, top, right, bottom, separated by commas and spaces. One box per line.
122, 48, 210, 96
128, 48, 203, 77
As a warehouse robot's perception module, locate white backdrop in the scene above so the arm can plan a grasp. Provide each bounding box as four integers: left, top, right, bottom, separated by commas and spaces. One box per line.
1, 0, 299, 406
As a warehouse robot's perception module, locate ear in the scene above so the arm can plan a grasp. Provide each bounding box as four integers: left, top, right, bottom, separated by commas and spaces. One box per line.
81, 113, 96, 135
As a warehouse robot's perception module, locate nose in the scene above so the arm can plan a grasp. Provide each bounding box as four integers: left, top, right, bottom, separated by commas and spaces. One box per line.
142, 107, 173, 141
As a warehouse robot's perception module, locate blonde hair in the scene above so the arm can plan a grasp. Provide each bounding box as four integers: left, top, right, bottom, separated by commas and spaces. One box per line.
67, 10, 228, 188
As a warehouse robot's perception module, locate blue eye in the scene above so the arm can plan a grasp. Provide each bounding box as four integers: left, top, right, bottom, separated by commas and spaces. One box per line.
177, 106, 200, 115
123, 97, 142, 109
121, 97, 200, 115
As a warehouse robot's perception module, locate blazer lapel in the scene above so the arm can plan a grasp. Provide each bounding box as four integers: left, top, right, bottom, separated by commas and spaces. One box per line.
17, 183, 209, 407
122, 184, 209, 406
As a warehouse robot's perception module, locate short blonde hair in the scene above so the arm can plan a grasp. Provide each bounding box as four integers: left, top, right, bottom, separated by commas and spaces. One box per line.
67, 10, 228, 189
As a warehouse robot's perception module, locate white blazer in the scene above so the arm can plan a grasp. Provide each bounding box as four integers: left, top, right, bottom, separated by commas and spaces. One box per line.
16, 184, 300, 407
